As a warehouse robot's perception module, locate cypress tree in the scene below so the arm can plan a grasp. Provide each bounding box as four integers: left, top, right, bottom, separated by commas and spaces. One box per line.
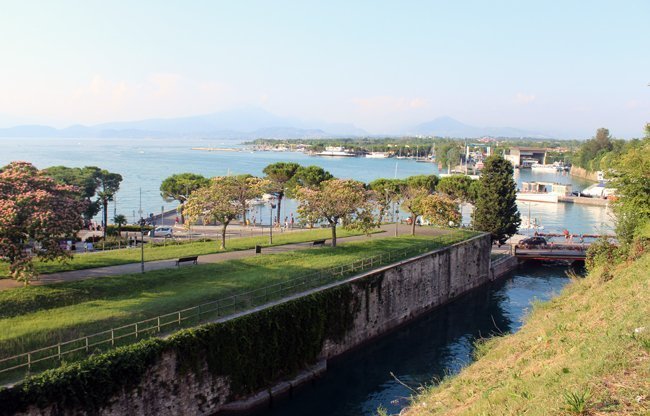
472, 155, 521, 244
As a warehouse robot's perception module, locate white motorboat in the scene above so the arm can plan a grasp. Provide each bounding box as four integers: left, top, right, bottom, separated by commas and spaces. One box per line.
520, 216, 545, 231
579, 183, 617, 198
531, 162, 558, 171
365, 152, 390, 158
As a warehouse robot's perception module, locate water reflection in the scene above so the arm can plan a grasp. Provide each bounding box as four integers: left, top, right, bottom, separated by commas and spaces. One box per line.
260, 265, 569, 416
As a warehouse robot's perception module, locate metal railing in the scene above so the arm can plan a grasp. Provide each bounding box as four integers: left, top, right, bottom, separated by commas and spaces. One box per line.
0, 230, 471, 384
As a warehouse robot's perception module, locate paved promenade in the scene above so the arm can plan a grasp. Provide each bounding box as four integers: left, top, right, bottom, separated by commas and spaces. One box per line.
0, 225, 457, 291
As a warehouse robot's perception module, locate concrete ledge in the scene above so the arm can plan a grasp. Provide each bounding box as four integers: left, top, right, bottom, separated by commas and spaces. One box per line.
490, 255, 519, 280
217, 360, 327, 415
219, 389, 270, 415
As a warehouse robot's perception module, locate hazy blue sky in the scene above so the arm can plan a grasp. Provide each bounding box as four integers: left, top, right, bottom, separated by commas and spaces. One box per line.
1, 1, 648, 137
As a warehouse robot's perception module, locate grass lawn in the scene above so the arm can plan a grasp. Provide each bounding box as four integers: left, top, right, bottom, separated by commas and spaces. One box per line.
402, 250, 650, 415
0, 231, 477, 374
0, 227, 371, 278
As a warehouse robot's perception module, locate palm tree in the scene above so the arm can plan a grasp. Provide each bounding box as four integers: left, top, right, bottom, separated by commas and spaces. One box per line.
113, 214, 127, 235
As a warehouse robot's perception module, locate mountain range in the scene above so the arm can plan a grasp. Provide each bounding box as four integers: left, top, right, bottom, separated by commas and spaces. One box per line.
0, 109, 548, 139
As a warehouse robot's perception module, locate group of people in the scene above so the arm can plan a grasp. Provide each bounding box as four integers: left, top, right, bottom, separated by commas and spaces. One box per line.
86, 222, 103, 232
246, 213, 296, 230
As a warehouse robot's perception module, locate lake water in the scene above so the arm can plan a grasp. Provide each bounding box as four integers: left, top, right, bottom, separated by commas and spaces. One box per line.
0, 137, 612, 234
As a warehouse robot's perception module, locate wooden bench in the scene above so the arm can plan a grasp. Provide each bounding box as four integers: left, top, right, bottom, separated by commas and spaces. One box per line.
312, 239, 327, 246
175, 256, 198, 266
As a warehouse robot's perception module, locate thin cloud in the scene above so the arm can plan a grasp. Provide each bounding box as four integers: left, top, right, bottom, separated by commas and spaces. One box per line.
513, 92, 536, 105
352, 96, 429, 111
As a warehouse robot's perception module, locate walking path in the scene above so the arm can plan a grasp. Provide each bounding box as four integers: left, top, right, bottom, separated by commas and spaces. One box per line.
0, 225, 455, 291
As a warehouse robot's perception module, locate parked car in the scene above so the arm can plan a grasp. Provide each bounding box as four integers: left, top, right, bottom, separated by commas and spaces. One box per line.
517, 236, 548, 249
152, 226, 173, 237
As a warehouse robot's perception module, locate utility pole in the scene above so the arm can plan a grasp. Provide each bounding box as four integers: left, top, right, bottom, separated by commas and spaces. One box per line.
139, 217, 146, 273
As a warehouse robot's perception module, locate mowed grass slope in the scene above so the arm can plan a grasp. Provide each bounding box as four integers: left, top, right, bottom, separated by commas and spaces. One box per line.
0, 231, 476, 360
0, 228, 367, 278
404, 252, 650, 415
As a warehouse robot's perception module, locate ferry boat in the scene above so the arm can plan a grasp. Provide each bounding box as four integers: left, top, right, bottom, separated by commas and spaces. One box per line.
516, 181, 572, 203
315, 146, 356, 157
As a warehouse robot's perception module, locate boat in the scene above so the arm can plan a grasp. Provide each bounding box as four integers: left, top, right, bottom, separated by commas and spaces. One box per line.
315, 146, 356, 157
516, 181, 573, 203
579, 183, 617, 198
520, 216, 545, 231
531, 162, 558, 171
365, 152, 391, 158
519, 158, 538, 169
439, 173, 481, 180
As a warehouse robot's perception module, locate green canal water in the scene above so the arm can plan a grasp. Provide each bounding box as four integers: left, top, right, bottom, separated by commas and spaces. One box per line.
258, 265, 571, 416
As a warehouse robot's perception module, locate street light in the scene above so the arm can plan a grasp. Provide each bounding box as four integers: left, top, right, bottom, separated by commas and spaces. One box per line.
395, 203, 400, 237
139, 217, 146, 273
269, 200, 277, 244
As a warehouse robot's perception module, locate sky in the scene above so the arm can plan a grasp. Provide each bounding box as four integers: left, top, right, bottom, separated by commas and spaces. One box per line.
0, 0, 649, 138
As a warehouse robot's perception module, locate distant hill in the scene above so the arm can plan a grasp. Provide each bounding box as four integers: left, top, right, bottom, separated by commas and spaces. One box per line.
0, 111, 553, 140
411, 116, 549, 138
0, 108, 367, 139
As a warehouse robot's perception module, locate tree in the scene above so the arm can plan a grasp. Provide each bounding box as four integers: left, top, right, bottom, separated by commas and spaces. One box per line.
113, 214, 127, 234
287, 165, 333, 197
446, 147, 462, 173
231, 174, 269, 224
434, 141, 462, 172
420, 194, 461, 227
44, 166, 102, 221
472, 155, 520, 244
575, 128, 616, 170
184, 177, 241, 250
295, 179, 376, 247
437, 175, 475, 202
263, 162, 301, 223
610, 136, 650, 243
96, 170, 123, 238
368, 178, 404, 223
159, 173, 210, 224
0, 162, 86, 285
399, 175, 438, 235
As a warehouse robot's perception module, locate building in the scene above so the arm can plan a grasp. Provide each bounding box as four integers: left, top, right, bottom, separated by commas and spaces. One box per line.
505, 147, 547, 168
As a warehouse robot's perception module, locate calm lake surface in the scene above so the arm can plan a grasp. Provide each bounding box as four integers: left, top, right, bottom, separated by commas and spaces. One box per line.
1, 137, 612, 234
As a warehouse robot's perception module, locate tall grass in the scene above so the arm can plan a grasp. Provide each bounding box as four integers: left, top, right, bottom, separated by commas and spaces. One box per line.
404, 249, 650, 415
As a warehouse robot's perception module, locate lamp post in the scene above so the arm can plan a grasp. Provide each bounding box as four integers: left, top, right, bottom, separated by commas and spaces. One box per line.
139, 217, 146, 273
269, 200, 277, 244
395, 203, 400, 237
